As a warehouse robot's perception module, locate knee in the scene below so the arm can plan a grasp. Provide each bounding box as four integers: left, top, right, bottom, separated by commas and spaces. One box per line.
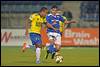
35, 44, 42, 48
55, 45, 60, 51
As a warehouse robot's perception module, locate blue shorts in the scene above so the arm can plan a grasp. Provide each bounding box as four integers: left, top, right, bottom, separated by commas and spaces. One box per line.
29, 33, 42, 45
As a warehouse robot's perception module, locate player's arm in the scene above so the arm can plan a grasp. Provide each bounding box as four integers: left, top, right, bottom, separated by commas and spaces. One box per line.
25, 14, 34, 38
66, 20, 77, 24
46, 16, 57, 31
41, 17, 47, 29
46, 23, 57, 31
25, 18, 31, 38
60, 16, 77, 24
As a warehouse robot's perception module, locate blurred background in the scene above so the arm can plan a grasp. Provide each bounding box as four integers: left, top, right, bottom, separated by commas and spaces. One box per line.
1, 1, 99, 46
1, 1, 99, 66
1, 1, 99, 29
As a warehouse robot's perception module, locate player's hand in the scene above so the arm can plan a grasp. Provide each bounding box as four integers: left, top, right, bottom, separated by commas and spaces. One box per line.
53, 28, 56, 32
53, 28, 59, 32
64, 20, 77, 24
52, 20, 57, 25
70, 20, 77, 23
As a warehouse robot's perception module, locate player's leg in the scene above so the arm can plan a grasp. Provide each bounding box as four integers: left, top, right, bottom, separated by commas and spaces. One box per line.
47, 32, 55, 47
21, 34, 32, 52
48, 32, 56, 44
54, 33, 61, 56
35, 44, 42, 64
27, 33, 42, 64
46, 33, 61, 59
45, 50, 50, 59
35, 34, 42, 64
46, 32, 56, 59
51, 49, 56, 59
45, 43, 56, 59
21, 43, 31, 51
45, 43, 50, 59
46, 39, 55, 59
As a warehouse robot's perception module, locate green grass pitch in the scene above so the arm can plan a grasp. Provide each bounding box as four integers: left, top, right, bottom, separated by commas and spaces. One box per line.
1, 46, 99, 66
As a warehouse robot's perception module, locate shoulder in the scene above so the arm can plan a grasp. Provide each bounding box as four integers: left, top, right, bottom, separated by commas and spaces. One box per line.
47, 13, 52, 17
29, 13, 39, 20
30, 13, 40, 18
46, 14, 53, 20
62, 16, 67, 20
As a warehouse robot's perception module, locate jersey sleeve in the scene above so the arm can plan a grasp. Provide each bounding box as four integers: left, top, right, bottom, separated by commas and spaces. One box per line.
46, 15, 52, 24
59, 15, 65, 23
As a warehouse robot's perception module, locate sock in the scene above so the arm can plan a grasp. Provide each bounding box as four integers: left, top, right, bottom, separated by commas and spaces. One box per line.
36, 47, 41, 61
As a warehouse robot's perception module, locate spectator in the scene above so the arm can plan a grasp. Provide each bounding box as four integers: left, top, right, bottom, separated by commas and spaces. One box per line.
63, 11, 73, 28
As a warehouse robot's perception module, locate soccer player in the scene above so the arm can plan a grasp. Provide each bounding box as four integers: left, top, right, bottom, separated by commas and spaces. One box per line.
46, 5, 76, 57
22, 7, 48, 64
45, 9, 67, 59
46, 6, 66, 57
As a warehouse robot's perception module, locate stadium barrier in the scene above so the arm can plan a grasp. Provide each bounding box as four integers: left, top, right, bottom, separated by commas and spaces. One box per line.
1, 29, 31, 46
41, 28, 99, 47
1, 28, 99, 47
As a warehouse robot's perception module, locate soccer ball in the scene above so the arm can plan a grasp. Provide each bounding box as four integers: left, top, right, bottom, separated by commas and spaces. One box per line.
55, 56, 63, 63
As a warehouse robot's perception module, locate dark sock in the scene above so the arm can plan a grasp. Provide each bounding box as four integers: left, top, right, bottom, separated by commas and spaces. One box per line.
45, 50, 49, 59
51, 53, 55, 59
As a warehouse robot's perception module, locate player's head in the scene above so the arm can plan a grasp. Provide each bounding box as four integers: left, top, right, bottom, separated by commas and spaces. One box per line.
39, 7, 48, 17
50, 5, 58, 15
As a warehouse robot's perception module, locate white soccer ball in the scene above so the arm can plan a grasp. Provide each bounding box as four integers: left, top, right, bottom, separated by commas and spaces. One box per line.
55, 56, 63, 63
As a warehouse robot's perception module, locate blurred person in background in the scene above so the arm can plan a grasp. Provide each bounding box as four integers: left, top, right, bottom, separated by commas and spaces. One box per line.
63, 11, 73, 28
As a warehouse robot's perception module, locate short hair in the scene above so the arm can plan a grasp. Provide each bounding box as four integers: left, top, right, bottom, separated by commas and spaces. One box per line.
40, 7, 48, 12
51, 5, 58, 9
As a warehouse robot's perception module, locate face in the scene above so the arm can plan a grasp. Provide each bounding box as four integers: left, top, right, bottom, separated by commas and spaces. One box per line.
41, 10, 48, 17
51, 8, 58, 15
